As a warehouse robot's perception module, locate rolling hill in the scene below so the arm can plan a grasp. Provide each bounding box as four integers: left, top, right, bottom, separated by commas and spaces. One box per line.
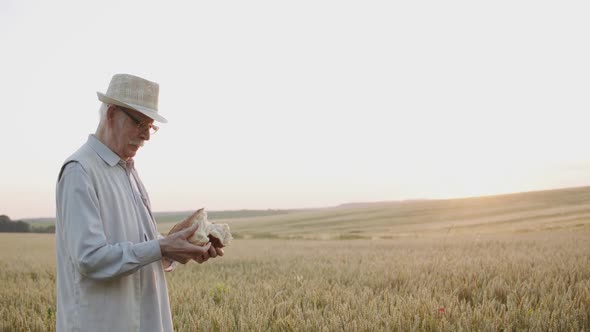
160, 186, 590, 240
21, 186, 590, 239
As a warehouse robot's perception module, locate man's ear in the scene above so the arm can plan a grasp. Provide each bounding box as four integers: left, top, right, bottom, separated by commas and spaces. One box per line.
106, 105, 118, 122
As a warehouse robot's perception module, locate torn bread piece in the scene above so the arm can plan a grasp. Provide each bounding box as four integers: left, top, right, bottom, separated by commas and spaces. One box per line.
168, 208, 233, 247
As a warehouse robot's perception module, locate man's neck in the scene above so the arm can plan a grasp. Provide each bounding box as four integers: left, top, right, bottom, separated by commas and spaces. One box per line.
94, 131, 128, 161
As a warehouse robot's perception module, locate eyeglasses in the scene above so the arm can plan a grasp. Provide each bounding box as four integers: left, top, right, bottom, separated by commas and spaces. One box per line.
116, 107, 159, 135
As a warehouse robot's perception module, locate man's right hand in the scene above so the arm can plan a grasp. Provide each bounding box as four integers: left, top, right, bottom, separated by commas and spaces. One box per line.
159, 223, 211, 264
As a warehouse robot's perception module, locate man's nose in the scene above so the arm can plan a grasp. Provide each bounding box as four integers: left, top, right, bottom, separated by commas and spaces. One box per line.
139, 129, 150, 141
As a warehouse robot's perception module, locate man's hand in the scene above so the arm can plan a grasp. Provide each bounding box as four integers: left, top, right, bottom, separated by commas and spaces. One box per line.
194, 245, 225, 264
159, 223, 211, 264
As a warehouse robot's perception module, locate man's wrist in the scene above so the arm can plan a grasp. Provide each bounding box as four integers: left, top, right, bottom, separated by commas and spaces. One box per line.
158, 238, 169, 257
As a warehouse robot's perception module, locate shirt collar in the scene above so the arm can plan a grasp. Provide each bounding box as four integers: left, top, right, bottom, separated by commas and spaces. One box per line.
87, 134, 122, 167
119, 158, 135, 170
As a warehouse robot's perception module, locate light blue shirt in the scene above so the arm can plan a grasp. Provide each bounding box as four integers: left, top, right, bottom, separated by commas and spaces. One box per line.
55, 135, 174, 332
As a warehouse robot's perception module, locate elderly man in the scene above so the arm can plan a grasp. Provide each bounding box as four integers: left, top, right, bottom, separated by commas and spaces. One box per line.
55, 74, 221, 331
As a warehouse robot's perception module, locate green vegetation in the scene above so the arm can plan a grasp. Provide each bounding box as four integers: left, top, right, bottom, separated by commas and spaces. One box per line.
0, 215, 54, 233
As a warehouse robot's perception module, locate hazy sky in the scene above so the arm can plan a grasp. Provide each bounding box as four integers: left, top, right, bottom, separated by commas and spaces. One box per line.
1, 1, 590, 219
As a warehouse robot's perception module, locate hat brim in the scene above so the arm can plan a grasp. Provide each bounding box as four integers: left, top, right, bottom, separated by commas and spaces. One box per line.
97, 92, 168, 123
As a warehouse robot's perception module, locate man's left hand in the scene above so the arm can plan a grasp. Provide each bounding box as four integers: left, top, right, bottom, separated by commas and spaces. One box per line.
194, 244, 224, 264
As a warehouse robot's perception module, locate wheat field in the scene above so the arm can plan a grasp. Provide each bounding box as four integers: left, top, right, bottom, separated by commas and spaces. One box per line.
3, 187, 590, 331
1, 228, 589, 331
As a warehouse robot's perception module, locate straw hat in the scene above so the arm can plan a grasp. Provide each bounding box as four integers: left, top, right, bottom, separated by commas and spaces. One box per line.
97, 74, 167, 123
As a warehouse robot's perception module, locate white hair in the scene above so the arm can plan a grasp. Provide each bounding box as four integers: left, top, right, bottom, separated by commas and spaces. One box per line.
96, 103, 123, 133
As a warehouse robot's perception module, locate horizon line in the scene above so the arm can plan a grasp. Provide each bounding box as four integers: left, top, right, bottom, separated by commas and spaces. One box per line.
12, 184, 590, 221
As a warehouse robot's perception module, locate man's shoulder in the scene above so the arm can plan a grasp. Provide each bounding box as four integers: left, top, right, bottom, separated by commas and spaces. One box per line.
58, 142, 100, 181
62, 143, 98, 166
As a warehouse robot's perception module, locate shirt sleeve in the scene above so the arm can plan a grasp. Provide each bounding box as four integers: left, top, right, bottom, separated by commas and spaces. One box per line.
57, 162, 163, 280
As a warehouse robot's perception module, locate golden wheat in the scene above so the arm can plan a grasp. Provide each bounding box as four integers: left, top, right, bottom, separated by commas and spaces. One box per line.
1, 229, 589, 331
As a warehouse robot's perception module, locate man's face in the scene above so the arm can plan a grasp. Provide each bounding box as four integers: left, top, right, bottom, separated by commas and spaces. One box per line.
111, 106, 155, 160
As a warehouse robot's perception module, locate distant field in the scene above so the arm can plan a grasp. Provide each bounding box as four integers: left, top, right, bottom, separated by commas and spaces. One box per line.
23, 186, 590, 238
152, 209, 293, 224
3, 186, 590, 330
22, 209, 294, 227
177, 186, 590, 240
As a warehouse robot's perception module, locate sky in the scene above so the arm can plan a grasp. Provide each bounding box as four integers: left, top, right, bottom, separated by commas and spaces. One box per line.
1, 0, 590, 219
